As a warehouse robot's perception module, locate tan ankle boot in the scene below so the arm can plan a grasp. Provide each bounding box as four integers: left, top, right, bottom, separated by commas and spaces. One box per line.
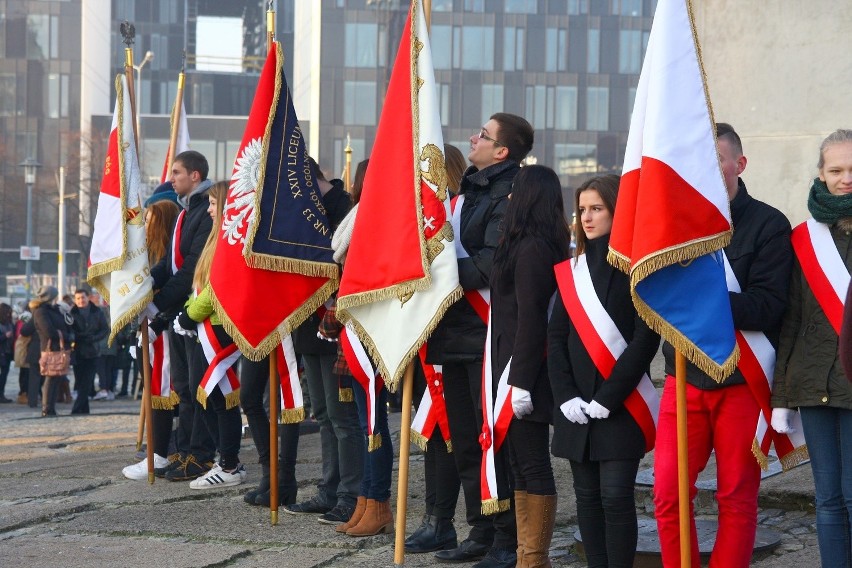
524, 494, 556, 568
346, 498, 393, 537
514, 490, 529, 566
335, 496, 367, 533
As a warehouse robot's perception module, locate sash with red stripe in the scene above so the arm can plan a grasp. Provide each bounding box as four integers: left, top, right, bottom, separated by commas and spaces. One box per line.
341, 324, 385, 451
170, 209, 186, 275
721, 254, 809, 470
410, 346, 452, 452
276, 335, 305, 423
148, 332, 178, 409
554, 256, 659, 452
197, 319, 241, 409
791, 219, 850, 335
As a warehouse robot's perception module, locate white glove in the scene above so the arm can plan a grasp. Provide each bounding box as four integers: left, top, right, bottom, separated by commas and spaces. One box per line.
316, 331, 337, 343
141, 301, 159, 323
511, 386, 534, 418
172, 318, 189, 336
585, 400, 611, 419
771, 408, 796, 434
560, 397, 589, 424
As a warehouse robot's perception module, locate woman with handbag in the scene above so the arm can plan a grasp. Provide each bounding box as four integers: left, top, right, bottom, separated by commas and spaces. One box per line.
21, 286, 70, 417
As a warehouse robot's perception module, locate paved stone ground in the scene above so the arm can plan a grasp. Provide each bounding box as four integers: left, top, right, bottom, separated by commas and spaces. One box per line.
0, 366, 821, 567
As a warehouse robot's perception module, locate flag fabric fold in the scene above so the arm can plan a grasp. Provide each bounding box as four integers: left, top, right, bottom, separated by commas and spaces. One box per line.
87, 75, 152, 344
210, 41, 336, 359
607, 0, 738, 381
336, 0, 462, 389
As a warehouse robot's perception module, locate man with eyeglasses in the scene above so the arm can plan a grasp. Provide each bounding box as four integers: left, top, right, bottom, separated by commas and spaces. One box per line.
424, 113, 534, 568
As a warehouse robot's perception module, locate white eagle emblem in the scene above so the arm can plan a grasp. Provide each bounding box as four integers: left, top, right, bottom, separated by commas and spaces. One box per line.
222, 138, 263, 246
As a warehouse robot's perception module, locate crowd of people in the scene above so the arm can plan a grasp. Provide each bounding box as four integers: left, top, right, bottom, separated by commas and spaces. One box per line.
4, 118, 852, 568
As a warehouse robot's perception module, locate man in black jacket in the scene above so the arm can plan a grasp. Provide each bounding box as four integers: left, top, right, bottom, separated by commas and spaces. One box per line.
70, 288, 108, 414
147, 150, 217, 481
425, 113, 533, 568
653, 124, 793, 567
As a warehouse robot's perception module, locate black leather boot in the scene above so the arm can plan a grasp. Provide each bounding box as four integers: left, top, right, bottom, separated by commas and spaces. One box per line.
243, 464, 270, 505
406, 515, 457, 553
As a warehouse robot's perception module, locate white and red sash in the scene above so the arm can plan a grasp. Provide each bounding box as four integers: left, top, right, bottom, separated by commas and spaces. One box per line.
170, 209, 186, 275
722, 254, 809, 470
197, 319, 241, 409
791, 219, 850, 335
276, 335, 305, 423
410, 346, 452, 452
341, 324, 385, 450
554, 256, 660, 452
149, 332, 178, 409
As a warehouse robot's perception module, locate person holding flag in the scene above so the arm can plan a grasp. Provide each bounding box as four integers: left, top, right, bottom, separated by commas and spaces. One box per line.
772, 129, 852, 567
653, 124, 794, 567
549, 174, 660, 568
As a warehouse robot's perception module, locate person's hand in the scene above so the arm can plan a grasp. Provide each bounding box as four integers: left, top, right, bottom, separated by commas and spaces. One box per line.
771, 408, 796, 434
560, 397, 589, 424
511, 386, 534, 418
586, 400, 611, 419
140, 302, 158, 323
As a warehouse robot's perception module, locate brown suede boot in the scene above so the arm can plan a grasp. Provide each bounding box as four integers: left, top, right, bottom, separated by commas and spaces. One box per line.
514, 490, 529, 566
524, 494, 556, 568
346, 498, 393, 537
335, 495, 367, 533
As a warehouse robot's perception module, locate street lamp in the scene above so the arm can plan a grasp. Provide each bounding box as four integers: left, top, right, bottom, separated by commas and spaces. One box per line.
18, 157, 42, 299
134, 50, 154, 171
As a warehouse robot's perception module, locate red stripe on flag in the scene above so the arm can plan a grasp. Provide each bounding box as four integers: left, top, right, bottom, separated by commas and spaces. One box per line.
100, 128, 121, 199
792, 223, 844, 334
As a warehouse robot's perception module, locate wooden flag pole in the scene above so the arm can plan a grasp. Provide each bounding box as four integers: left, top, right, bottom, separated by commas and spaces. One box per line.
675, 350, 691, 566
393, 361, 415, 567
164, 58, 186, 175
135, 394, 145, 451
140, 320, 155, 483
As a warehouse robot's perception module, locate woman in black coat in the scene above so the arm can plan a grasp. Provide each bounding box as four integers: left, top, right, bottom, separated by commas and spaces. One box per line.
21, 286, 69, 416
548, 175, 660, 568
490, 165, 571, 567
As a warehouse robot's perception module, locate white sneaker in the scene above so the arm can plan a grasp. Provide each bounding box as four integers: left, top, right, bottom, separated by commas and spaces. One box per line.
106, 391, 115, 401
122, 454, 170, 480
93, 390, 108, 401
189, 463, 246, 489
71, 391, 78, 401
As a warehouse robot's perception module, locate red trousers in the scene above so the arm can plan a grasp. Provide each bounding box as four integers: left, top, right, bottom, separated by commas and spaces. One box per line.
653, 378, 761, 568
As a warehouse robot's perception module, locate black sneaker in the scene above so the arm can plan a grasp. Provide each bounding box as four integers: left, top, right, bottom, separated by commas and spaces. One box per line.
154, 453, 183, 478
165, 454, 213, 481
318, 502, 355, 525
283, 495, 332, 515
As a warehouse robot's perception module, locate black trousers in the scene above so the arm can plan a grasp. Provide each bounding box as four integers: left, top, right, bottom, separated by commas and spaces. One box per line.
442, 361, 516, 549
71, 357, 97, 414
506, 418, 555, 495
170, 331, 216, 462
424, 428, 461, 518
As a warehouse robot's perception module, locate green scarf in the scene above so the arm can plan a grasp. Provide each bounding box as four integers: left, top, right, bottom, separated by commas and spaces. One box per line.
808, 178, 852, 224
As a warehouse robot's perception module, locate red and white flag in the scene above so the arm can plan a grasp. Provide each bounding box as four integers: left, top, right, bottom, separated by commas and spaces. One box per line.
87, 75, 152, 344
161, 99, 190, 183
337, 0, 462, 390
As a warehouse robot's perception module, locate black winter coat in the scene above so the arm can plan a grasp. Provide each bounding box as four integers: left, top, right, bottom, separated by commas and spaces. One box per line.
150, 183, 213, 322
70, 304, 109, 360
549, 236, 660, 462
490, 236, 563, 424
427, 161, 518, 364
662, 181, 792, 389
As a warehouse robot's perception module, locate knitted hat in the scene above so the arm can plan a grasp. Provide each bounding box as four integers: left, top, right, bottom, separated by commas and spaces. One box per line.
144, 181, 180, 207
36, 285, 58, 304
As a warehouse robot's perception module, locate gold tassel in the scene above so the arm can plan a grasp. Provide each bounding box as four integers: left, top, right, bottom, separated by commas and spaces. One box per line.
481, 497, 511, 516
151, 395, 175, 410
244, 253, 340, 279
338, 387, 354, 402
445, 439, 453, 453
409, 429, 429, 452
224, 388, 241, 410
196, 386, 208, 409
169, 390, 180, 407
280, 407, 305, 424
779, 445, 810, 471
751, 438, 769, 471
367, 433, 383, 452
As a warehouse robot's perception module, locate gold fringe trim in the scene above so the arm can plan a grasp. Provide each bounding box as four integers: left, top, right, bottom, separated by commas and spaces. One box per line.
209, 278, 337, 361
606, 247, 631, 275
338, 387, 354, 402
445, 439, 452, 453
196, 386, 208, 409
632, 291, 739, 382
224, 388, 241, 410
280, 406, 305, 424
410, 429, 429, 452
779, 445, 810, 472
151, 393, 177, 410
339, 285, 463, 392
107, 291, 153, 346
367, 433, 382, 452
751, 438, 769, 472
627, 232, 732, 291
481, 498, 511, 516
246, 254, 339, 279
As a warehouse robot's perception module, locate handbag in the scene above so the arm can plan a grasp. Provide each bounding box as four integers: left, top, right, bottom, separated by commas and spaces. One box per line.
39, 333, 71, 377
13, 334, 30, 368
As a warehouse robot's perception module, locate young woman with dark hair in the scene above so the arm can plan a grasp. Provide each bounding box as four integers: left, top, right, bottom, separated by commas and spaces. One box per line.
489, 164, 571, 567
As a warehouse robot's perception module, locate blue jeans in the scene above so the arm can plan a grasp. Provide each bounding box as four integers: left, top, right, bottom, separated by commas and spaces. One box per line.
352, 379, 392, 501
302, 353, 364, 507
800, 406, 852, 568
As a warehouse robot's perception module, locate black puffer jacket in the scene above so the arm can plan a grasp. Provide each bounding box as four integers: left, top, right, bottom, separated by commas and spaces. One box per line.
70, 304, 109, 360
426, 161, 519, 364
662, 181, 792, 389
